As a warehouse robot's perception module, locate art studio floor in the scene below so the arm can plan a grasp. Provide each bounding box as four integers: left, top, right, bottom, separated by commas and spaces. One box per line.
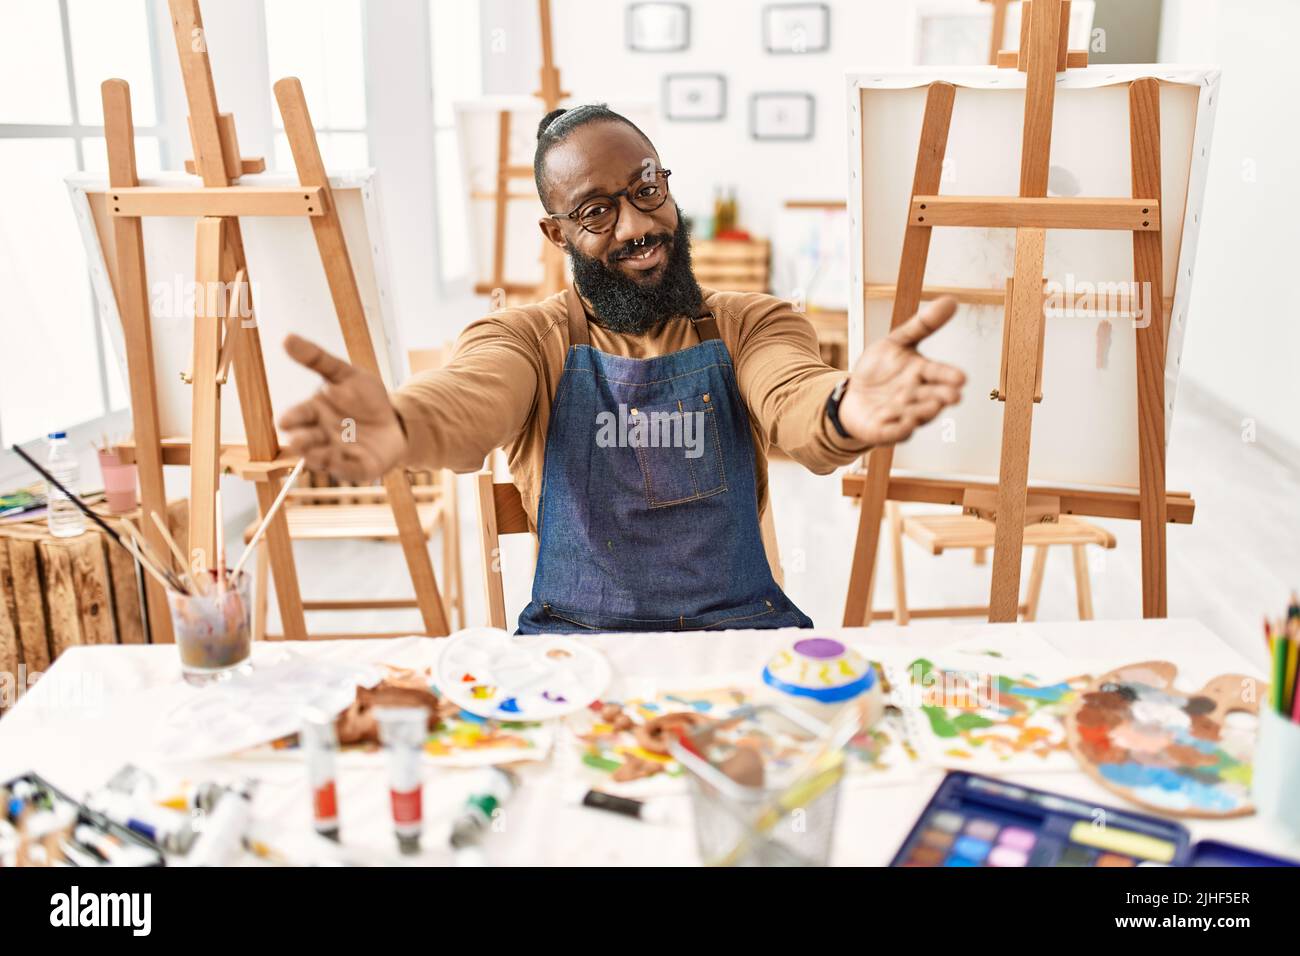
242, 388, 1300, 673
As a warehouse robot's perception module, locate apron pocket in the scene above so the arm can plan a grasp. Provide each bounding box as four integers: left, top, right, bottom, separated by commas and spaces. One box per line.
630, 394, 727, 509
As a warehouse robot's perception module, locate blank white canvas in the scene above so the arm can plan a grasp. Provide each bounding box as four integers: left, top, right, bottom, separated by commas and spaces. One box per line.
67, 170, 403, 445
846, 65, 1219, 490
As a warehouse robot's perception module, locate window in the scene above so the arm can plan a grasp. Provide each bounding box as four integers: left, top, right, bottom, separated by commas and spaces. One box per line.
430, 0, 482, 285
0, 0, 163, 447
265, 0, 369, 171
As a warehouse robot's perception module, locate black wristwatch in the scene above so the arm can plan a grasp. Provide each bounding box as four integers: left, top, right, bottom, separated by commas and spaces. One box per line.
825, 377, 853, 440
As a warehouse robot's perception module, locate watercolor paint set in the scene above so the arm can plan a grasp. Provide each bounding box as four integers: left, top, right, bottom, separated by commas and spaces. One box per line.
891, 771, 1297, 868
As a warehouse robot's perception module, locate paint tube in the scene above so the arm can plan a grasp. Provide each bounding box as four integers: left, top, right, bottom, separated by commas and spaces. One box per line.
86, 790, 195, 854
449, 767, 519, 851
301, 706, 341, 842
577, 788, 671, 825
186, 779, 256, 867
374, 706, 427, 855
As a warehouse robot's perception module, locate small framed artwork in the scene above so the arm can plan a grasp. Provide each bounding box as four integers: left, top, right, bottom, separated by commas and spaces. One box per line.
762, 3, 830, 54
750, 92, 815, 141
626, 2, 691, 53
663, 73, 726, 121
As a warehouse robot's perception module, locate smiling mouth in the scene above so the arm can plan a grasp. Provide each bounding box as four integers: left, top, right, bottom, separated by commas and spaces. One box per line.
616, 241, 669, 272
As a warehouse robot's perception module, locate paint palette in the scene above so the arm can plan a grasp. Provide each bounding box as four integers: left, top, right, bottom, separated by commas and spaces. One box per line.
436, 627, 611, 721
891, 772, 1193, 867
1064, 661, 1257, 818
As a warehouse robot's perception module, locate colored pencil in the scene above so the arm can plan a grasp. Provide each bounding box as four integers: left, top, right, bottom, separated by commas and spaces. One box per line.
1285, 636, 1300, 718
1271, 634, 1288, 714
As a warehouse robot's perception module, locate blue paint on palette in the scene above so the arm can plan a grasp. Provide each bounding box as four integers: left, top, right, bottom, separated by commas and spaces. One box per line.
1007, 682, 1071, 702
498, 697, 521, 714
1098, 763, 1242, 813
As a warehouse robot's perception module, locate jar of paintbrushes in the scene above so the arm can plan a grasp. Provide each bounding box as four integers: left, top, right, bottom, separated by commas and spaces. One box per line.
166, 569, 253, 686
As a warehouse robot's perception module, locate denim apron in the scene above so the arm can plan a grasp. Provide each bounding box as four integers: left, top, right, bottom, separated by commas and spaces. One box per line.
516, 286, 813, 634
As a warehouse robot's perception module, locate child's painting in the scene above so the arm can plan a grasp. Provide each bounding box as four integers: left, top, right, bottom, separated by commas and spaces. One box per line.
1065, 661, 1257, 818
568, 675, 920, 796
905, 657, 1092, 771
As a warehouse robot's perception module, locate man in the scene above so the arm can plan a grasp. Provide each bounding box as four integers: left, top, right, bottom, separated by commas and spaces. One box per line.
280, 104, 965, 633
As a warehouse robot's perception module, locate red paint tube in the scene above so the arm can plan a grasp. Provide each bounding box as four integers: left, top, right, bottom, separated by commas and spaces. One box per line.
374, 707, 426, 855
301, 707, 340, 842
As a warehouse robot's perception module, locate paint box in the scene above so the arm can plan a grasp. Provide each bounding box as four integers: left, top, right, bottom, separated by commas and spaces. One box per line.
893, 772, 1300, 867
891, 771, 1191, 867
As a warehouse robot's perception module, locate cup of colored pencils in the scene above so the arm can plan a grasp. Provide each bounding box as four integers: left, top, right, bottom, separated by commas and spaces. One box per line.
1253, 593, 1300, 838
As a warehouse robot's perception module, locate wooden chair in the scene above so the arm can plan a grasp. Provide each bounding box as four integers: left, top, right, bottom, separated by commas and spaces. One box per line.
878, 501, 1116, 624
476, 470, 787, 628
245, 347, 465, 639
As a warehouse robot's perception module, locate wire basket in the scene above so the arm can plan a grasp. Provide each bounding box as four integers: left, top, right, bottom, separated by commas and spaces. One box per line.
668, 702, 846, 867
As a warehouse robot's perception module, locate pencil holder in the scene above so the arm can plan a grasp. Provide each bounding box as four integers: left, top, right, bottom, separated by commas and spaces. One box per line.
166, 571, 253, 686
1251, 706, 1300, 839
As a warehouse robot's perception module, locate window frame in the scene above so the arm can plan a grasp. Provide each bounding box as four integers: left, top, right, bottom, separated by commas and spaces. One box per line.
0, 0, 169, 450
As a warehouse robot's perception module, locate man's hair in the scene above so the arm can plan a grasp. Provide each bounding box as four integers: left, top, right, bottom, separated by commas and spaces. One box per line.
533, 103, 654, 213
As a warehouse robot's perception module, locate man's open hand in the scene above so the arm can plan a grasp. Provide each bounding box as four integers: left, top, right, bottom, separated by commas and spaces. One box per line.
278, 335, 408, 482
836, 296, 966, 447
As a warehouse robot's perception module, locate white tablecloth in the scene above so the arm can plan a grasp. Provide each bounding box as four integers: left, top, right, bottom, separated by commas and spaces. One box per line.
2, 619, 1295, 866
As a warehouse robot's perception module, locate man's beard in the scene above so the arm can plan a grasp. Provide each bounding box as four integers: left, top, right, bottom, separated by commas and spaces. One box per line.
566, 206, 704, 335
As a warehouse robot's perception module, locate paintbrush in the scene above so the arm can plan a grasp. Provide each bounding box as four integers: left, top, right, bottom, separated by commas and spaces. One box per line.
11, 444, 181, 591
215, 489, 226, 594
151, 511, 202, 595
119, 518, 187, 594
230, 458, 306, 580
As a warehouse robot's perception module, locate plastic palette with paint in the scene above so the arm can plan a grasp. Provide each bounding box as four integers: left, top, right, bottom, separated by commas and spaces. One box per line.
436, 627, 611, 721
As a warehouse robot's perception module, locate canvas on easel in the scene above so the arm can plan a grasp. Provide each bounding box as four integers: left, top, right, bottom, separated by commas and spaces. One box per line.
72, 0, 451, 643
842, 0, 1219, 625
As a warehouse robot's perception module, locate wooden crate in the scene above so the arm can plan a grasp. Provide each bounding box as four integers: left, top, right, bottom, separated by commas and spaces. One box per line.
0, 499, 188, 713
691, 238, 770, 293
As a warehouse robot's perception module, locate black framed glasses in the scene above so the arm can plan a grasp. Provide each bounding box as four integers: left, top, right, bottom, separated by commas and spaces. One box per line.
549, 169, 672, 235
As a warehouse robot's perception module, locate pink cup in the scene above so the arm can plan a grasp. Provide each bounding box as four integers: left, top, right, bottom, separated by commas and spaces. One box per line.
98, 451, 138, 514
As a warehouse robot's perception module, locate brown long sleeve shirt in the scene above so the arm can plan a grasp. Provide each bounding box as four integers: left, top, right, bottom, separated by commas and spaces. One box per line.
391, 288, 868, 529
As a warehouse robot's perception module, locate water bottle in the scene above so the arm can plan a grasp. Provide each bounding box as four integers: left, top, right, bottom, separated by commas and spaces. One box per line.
45, 432, 85, 538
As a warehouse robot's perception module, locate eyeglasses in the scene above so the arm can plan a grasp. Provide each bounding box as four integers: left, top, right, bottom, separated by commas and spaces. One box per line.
549, 169, 672, 235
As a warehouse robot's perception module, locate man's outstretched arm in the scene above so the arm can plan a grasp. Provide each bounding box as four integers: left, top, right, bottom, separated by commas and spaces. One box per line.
734, 294, 965, 474
278, 316, 541, 481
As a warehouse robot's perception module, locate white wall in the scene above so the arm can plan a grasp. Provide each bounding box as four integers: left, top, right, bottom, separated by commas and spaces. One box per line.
1160, 0, 1300, 455
478, 0, 917, 237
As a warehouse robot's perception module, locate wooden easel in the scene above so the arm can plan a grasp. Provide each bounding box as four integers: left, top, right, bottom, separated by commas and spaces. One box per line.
473, 0, 569, 303
980, 0, 1012, 65
104, 0, 450, 643
843, 0, 1187, 626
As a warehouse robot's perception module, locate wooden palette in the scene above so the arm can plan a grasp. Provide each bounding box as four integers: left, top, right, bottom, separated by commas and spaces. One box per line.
1064, 661, 1259, 818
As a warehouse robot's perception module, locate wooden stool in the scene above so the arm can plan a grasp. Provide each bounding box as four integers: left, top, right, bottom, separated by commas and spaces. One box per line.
880, 503, 1116, 624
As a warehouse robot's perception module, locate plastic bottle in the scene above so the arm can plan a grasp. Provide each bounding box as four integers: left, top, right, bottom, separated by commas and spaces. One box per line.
45, 432, 85, 538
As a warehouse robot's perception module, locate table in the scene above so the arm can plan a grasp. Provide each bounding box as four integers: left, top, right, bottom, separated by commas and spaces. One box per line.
2, 619, 1295, 866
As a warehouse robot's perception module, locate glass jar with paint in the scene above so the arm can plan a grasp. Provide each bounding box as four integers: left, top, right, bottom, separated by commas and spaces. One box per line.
166, 572, 253, 686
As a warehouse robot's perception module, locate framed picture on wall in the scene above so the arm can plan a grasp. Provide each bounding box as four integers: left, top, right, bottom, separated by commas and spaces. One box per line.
626, 2, 691, 53
762, 3, 830, 54
750, 92, 815, 140
663, 73, 726, 121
